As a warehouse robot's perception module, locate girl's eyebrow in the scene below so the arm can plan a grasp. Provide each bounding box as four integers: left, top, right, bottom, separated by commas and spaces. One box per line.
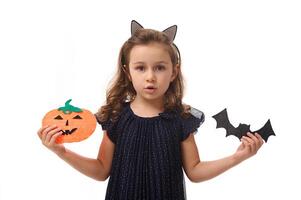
133, 61, 144, 64
133, 61, 168, 64
155, 61, 168, 64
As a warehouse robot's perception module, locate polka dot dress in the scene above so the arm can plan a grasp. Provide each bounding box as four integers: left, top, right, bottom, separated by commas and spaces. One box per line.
97, 102, 205, 200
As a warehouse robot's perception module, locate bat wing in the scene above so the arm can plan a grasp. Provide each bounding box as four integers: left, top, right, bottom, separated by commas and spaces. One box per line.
254, 119, 276, 142
212, 108, 241, 139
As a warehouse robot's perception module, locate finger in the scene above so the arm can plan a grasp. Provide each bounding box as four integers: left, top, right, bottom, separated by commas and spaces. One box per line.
49, 131, 63, 145
254, 134, 264, 153
240, 138, 252, 153
239, 137, 246, 146
243, 134, 255, 145
45, 127, 62, 144
249, 132, 264, 151
255, 133, 264, 148
241, 137, 250, 148
254, 133, 264, 145
247, 132, 261, 147
37, 125, 51, 139
41, 125, 57, 136
242, 136, 255, 153
246, 132, 257, 140
41, 125, 58, 142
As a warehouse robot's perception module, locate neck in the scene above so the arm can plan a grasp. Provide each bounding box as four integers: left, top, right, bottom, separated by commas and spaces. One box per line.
131, 97, 165, 114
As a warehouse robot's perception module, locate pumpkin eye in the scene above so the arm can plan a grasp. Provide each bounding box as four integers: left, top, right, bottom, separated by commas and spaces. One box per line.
54, 115, 63, 120
73, 115, 82, 119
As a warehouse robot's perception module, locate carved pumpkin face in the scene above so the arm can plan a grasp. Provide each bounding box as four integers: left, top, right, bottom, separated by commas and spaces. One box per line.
42, 99, 96, 143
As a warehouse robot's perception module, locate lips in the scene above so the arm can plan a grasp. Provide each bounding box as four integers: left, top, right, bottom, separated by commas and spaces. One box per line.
144, 86, 157, 93
145, 86, 156, 89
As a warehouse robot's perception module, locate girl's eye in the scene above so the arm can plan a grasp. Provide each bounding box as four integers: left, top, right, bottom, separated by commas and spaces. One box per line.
136, 66, 145, 71
155, 65, 165, 71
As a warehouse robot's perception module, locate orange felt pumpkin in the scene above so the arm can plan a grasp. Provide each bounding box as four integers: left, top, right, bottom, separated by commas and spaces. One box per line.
42, 99, 96, 143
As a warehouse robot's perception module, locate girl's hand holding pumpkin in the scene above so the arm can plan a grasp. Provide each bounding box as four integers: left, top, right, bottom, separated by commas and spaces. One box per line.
37, 125, 66, 155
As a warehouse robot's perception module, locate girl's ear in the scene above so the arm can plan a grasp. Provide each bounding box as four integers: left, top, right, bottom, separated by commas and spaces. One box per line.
171, 64, 179, 82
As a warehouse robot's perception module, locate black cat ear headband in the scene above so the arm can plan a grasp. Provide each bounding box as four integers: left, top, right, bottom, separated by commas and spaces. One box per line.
131, 20, 177, 43
129, 20, 181, 66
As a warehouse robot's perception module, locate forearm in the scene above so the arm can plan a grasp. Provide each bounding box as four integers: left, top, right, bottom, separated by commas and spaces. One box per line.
56, 148, 107, 181
189, 154, 242, 182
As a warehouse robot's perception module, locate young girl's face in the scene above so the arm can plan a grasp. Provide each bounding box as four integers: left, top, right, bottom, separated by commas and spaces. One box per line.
128, 42, 177, 103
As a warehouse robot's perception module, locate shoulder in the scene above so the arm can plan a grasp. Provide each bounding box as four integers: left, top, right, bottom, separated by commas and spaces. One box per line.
95, 102, 130, 144
178, 104, 205, 141
179, 104, 205, 122
95, 102, 130, 127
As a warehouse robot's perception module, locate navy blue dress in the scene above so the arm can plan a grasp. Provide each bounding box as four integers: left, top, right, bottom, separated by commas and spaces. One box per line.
97, 102, 205, 200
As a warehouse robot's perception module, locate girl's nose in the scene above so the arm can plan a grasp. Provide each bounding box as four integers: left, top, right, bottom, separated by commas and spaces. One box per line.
146, 70, 156, 82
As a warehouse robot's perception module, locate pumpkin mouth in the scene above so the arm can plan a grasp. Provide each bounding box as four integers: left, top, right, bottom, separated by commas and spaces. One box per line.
61, 128, 77, 135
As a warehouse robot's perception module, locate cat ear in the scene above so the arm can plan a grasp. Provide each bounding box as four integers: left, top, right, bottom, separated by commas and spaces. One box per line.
131, 20, 178, 42
131, 20, 144, 36
162, 25, 177, 42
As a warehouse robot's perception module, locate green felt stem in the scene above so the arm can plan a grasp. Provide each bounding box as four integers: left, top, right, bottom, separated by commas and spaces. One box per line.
58, 99, 83, 114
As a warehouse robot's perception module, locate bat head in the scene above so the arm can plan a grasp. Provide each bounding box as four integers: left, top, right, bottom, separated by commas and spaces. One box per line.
237, 123, 250, 138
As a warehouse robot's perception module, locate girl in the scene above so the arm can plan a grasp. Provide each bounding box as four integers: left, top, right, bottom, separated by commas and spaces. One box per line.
37, 20, 264, 200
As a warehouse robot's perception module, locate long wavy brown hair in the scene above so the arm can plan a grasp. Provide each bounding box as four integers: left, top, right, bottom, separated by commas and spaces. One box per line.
96, 28, 191, 123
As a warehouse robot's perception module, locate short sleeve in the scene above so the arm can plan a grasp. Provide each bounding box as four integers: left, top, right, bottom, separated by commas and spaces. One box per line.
95, 115, 118, 144
181, 107, 205, 141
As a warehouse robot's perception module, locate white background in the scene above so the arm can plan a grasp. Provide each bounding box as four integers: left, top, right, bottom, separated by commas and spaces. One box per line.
0, 0, 300, 199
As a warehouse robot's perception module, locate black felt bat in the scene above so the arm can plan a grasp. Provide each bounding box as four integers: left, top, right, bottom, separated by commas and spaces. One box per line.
212, 108, 276, 142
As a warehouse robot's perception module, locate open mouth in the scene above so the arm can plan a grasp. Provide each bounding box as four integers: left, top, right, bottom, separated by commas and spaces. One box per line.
144, 86, 157, 93
61, 128, 77, 135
